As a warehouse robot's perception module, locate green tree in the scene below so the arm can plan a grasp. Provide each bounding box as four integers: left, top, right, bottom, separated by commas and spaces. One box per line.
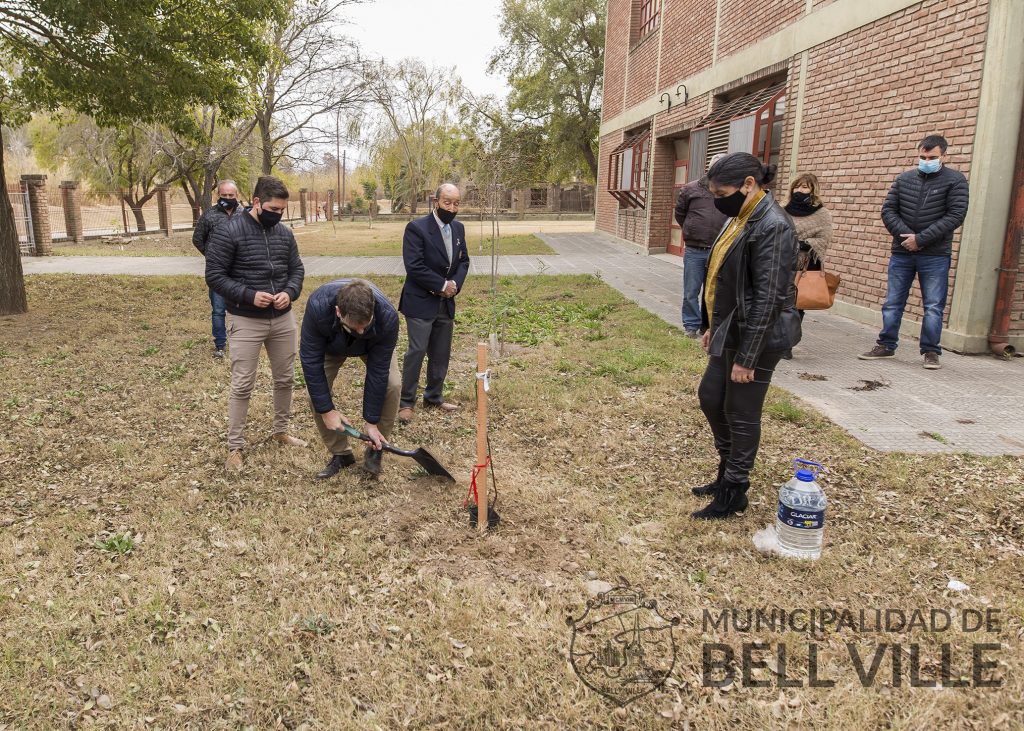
364, 59, 461, 214
0, 0, 283, 314
33, 115, 178, 231
489, 0, 604, 183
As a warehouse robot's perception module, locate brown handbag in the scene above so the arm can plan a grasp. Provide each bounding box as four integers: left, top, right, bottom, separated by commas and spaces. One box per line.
794, 262, 840, 310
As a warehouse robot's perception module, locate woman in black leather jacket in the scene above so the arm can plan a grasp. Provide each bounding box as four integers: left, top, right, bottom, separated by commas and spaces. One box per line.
691, 153, 801, 520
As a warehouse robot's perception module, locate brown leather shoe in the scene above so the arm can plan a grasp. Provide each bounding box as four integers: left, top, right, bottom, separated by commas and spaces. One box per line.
398, 407, 415, 423
225, 449, 243, 472
272, 433, 308, 448
424, 401, 459, 413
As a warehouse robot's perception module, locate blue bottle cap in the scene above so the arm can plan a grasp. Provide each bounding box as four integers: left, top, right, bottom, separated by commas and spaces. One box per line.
796, 469, 815, 482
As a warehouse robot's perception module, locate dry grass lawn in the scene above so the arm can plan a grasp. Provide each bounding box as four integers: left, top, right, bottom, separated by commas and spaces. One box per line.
1, 274, 1022, 729
48, 218, 595, 257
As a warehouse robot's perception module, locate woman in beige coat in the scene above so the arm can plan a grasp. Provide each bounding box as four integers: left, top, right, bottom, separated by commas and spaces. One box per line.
785, 173, 833, 274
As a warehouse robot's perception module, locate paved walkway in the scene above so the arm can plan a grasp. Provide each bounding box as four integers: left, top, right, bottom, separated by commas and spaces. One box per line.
21, 233, 1023, 456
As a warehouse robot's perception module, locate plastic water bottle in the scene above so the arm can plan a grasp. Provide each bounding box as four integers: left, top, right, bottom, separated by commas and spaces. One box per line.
775, 459, 826, 560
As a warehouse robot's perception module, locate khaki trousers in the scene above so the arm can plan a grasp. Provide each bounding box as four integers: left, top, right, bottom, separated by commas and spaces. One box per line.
226, 311, 298, 450
311, 352, 401, 456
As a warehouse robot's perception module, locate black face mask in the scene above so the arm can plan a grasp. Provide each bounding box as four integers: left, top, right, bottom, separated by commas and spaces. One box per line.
257, 208, 282, 228
436, 207, 457, 225
217, 197, 238, 211
790, 192, 810, 204
713, 189, 748, 218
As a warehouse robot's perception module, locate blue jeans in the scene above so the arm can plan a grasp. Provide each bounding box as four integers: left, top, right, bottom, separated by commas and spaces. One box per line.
681, 246, 712, 332
877, 254, 950, 354
209, 288, 226, 350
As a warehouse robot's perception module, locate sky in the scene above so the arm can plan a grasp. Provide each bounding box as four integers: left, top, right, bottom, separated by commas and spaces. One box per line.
341, 0, 511, 99
337, 0, 511, 168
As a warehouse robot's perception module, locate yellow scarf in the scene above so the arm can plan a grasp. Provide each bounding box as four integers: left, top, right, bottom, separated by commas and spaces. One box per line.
704, 190, 766, 326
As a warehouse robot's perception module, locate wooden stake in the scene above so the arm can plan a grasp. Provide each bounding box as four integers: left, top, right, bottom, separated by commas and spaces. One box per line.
475, 342, 488, 534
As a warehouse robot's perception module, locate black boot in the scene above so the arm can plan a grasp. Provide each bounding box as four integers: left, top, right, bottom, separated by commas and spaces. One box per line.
691, 458, 727, 497
692, 479, 749, 520
315, 452, 355, 480
362, 447, 383, 477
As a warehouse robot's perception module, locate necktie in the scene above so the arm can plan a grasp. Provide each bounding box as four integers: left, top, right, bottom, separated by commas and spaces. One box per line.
443, 224, 452, 263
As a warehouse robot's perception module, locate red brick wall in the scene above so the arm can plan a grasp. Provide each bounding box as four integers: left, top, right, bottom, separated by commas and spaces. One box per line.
595, 131, 623, 235
602, 0, 630, 122
1011, 245, 1024, 339
646, 136, 677, 250
794, 0, 988, 325
625, 33, 660, 109
658, 0, 718, 83
717, 0, 806, 59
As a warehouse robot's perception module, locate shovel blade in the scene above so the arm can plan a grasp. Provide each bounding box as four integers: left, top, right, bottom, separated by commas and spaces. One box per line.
410, 447, 455, 482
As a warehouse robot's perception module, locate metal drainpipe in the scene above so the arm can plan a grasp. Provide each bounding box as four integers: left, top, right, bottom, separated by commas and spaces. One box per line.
988, 105, 1024, 357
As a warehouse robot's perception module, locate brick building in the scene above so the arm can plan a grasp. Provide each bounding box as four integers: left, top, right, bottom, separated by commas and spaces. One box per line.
596, 0, 1024, 352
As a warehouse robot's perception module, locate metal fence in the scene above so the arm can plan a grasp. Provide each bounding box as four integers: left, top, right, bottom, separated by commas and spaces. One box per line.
6, 183, 35, 255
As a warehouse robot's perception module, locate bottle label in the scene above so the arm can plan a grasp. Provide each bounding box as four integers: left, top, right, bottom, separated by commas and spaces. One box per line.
778, 504, 825, 530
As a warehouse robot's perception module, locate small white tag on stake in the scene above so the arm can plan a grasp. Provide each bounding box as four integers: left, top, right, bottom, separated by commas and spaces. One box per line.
476, 369, 491, 393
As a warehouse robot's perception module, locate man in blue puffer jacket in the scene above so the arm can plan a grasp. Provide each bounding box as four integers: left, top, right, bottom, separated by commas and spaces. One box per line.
300, 278, 401, 479
859, 134, 969, 370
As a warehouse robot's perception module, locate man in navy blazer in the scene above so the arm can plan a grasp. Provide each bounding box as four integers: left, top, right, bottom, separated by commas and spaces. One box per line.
398, 183, 470, 422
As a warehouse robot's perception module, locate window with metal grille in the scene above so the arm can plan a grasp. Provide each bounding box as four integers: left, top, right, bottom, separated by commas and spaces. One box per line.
638, 0, 660, 39
607, 129, 651, 209
690, 81, 787, 170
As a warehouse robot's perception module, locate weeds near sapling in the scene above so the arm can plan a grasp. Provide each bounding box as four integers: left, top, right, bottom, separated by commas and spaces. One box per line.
766, 398, 807, 424
96, 533, 134, 556
142, 345, 160, 356
299, 615, 338, 637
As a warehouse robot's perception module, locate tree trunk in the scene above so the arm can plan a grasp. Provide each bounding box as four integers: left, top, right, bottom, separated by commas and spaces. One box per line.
201, 168, 219, 210
0, 122, 29, 315
259, 114, 273, 175
581, 141, 599, 183
123, 196, 147, 232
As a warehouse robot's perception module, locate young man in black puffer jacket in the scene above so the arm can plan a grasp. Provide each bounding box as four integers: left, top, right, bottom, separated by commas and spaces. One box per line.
859, 134, 969, 370
206, 175, 306, 472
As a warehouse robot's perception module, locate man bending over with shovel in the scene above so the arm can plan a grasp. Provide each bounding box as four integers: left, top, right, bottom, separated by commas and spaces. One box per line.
300, 279, 401, 479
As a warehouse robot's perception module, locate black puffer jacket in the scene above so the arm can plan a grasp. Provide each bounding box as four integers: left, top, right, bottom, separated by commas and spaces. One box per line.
881, 166, 969, 256
205, 211, 304, 318
192, 204, 239, 255
701, 192, 801, 368
300, 279, 400, 425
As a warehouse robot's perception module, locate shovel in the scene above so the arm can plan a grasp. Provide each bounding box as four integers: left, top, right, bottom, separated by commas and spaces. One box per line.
338, 424, 455, 482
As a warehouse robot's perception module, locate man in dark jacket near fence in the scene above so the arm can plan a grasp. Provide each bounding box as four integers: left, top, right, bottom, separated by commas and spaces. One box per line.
206, 175, 306, 472
859, 134, 969, 370
300, 278, 401, 479
675, 153, 727, 337
193, 179, 242, 358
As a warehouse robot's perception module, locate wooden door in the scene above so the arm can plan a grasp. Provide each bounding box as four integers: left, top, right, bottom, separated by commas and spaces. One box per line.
668, 160, 688, 256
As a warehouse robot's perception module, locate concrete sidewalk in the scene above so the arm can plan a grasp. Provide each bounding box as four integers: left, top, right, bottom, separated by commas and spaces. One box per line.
20, 234, 1023, 456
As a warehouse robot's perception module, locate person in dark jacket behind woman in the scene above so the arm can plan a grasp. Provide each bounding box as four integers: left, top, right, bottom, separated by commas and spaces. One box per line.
859, 134, 969, 370
691, 153, 801, 520
300, 278, 401, 480
206, 175, 306, 473
674, 153, 727, 337
193, 179, 242, 358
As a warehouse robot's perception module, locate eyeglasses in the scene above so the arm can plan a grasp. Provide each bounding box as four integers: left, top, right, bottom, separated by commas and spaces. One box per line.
340, 315, 373, 335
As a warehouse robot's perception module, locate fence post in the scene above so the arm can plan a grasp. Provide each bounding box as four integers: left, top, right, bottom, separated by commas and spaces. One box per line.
21, 174, 52, 256
548, 184, 560, 213
156, 185, 172, 237
327, 190, 335, 222
299, 188, 308, 222
58, 181, 84, 244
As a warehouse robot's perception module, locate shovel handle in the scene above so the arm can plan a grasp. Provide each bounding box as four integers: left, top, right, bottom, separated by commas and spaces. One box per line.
336, 424, 407, 454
